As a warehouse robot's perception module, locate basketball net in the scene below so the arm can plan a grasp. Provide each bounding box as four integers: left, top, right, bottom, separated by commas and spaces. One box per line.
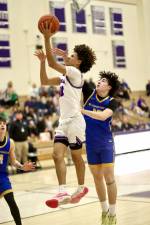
64, 0, 91, 12
72, 0, 91, 12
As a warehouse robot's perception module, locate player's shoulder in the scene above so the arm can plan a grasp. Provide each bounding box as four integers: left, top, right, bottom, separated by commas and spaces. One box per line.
66, 66, 81, 75
109, 96, 117, 102
10, 138, 15, 147
108, 97, 119, 109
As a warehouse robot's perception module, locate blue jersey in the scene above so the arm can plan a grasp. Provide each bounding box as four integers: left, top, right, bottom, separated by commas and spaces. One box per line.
0, 136, 10, 176
0, 136, 12, 197
84, 90, 114, 148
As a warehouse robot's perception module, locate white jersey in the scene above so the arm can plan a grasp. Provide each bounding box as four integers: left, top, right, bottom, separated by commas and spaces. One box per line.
59, 66, 83, 120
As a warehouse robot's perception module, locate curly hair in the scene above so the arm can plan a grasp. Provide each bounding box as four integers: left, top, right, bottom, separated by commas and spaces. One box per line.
99, 71, 120, 96
74, 44, 96, 73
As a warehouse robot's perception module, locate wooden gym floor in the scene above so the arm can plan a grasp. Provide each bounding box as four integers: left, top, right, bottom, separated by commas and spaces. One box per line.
0, 150, 150, 225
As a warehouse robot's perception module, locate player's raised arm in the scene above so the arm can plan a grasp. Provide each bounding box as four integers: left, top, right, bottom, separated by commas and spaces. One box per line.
39, 21, 66, 75
81, 108, 113, 121
34, 50, 61, 86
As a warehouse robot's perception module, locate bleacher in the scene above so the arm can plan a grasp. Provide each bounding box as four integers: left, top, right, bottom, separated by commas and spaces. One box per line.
7, 90, 150, 165
122, 90, 150, 124
31, 140, 53, 161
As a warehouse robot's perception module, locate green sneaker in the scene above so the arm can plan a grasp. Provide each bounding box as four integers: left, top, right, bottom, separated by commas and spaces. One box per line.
101, 211, 109, 225
108, 215, 117, 225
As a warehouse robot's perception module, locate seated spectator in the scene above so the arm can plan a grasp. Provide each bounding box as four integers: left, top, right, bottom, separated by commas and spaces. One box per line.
23, 106, 37, 123
129, 98, 145, 116
29, 83, 39, 98
146, 80, 150, 96
137, 96, 149, 113
24, 96, 39, 110
47, 86, 57, 97
46, 97, 57, 116
117, 79, 131, 100
117, 86, 130, 100
121, 79, 131, 93
0, 81, 18, 107
39, 86, 48, 97
134, 121, 149, 131
121, 115, 134, 131
37, 96, 49, 116
111, 118, 122, 132
36, 116, 47, 134
116, 100, 129, 115
28, 120, 38, 139
0, 105, 8, 119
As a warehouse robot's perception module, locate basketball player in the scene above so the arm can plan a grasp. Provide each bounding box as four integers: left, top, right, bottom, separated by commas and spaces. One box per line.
81, 71, 120, 225
35, 21, 96, 208
0, 115, 35, 225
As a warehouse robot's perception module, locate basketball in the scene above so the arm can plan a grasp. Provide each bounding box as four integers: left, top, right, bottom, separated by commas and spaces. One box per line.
38, 14, 60, 34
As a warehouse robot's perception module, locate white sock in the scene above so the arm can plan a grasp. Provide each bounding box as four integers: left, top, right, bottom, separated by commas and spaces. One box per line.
77, 185, 84, 191
59, 185, 67, 193
101, 200, 109, 213
109, 204, 116, 216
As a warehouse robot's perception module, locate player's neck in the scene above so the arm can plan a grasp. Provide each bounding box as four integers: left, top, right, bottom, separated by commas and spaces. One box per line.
97, 90, 109, 98
0, 134, 5, 142
74, 65, 80, 70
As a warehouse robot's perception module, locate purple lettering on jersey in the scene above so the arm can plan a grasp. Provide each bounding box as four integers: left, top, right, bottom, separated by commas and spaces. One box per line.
59, 77, 65, 97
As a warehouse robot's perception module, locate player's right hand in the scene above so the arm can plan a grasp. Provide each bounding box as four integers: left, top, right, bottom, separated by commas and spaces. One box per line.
40, 21, 56, 39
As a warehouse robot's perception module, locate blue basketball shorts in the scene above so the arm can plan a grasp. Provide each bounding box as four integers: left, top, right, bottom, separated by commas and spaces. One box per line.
86, 142, 115, 165
0, 176, 12, 197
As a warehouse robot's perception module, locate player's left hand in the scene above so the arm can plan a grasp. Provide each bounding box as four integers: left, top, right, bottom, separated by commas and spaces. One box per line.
22, 162, 36, 171
34, 50, 46, 62
52, 48, 68, 58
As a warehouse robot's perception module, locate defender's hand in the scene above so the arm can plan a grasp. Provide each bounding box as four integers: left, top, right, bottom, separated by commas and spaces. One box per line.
22, 162, 36, 171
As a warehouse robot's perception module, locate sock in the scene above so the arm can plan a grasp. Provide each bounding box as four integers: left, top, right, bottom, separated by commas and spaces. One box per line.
59, 185, 67, 193
101, 200, 109, 213
4, 192, 22, 225
109, 204, 116, 216
77, 185, 84, 191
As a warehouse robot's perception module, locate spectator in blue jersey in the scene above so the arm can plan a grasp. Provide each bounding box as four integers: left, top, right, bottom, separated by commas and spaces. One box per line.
0, 114, 35, 225
81, 71, 120, 225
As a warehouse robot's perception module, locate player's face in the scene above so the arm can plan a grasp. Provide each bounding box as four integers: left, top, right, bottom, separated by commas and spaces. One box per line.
0, 120, 7, 135
96, 78, 111, 94
64, 52, 81, 67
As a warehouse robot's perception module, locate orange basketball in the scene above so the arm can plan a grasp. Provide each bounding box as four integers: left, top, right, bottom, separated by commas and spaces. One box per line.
38, 14, 60, 34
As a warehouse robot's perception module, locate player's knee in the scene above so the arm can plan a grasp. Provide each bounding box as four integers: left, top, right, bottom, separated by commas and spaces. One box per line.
52, 152, 63, 161
71, 151, 82, 160
106, 179, 115, 186
105, 175, 115, 185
